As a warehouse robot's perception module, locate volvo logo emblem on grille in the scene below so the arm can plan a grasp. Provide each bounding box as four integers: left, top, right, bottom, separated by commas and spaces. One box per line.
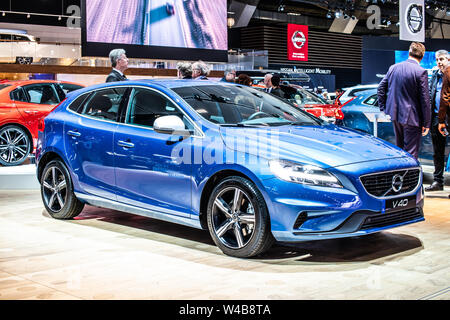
392, 174, 404, 193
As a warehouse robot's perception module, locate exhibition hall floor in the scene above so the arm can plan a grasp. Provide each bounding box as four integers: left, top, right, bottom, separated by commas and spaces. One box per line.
0, 188, 448, 300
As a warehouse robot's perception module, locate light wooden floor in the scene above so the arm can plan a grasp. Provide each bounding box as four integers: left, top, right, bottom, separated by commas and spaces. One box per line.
0, 189, 449, 300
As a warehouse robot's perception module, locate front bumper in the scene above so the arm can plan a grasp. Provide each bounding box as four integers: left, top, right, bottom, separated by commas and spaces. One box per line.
261, 159, 424, 242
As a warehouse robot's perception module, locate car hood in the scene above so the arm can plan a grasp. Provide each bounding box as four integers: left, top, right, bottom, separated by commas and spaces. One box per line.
220, 125, 412, 168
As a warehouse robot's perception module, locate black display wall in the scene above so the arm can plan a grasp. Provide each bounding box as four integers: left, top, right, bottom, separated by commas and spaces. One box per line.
362, 36, 450, 85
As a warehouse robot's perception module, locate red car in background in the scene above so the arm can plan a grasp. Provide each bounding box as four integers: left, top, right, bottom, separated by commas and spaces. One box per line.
0, 80, 84, 166
254, 83, 343, 123
284, 84, 343, 122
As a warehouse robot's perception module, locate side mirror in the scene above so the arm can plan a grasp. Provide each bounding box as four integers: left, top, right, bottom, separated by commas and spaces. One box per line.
154, 115, 191, 136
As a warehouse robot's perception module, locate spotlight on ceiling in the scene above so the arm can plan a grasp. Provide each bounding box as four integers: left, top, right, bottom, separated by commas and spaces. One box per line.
326, 10, 332, 19
26, 13, 30, 18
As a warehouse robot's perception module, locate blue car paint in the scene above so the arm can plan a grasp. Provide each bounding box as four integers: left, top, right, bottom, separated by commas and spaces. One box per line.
36, 80, 425, 243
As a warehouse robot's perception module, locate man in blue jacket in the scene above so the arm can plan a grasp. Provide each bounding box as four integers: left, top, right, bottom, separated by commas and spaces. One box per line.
378, 42, 431, 159
425, 50, 449, 191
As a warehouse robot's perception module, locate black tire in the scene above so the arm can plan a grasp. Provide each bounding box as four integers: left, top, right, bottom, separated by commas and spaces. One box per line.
0, 125, 31, 166
40, 159, 84, 219
206, 176, 274, 258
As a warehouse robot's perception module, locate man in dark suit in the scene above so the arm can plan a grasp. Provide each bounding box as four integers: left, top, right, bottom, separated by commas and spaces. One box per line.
377, 42, 431, 159
106, 49, 129, 82
425, 50, 449, 191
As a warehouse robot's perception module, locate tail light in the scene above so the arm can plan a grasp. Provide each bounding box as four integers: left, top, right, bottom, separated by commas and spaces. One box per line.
38, 117, 45, 132
38, 98, 66, 132
335, 107, 344, 120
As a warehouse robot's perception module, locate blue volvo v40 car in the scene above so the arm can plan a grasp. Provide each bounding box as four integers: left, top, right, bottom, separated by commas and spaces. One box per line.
36, 80, 425, 258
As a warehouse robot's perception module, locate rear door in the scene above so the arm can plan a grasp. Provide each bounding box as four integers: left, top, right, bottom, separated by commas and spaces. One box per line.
64, 87, 128, 200
114, 86, 195, 217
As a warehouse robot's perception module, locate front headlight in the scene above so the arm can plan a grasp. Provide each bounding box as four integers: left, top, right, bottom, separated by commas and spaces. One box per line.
269, 160, 343, 188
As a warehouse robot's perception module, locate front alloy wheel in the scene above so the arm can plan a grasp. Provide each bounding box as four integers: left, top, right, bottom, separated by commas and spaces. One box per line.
207, 176, 274, 258
0, 126, 31, 166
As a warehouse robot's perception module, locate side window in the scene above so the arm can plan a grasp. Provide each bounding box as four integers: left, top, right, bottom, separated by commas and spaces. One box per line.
68, 93, 90, 113
13, 35, 28, 41
0, 34, 11, 41
126, 88, 193, 130
23, 84, 60, 105
364, 95, 378, 106
81, 87, 126, 122
10, 88, 28, 102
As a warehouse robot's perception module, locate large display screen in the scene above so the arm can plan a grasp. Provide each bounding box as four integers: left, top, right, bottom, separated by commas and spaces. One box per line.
395, 50, 436, 70
81, 0, 228, 62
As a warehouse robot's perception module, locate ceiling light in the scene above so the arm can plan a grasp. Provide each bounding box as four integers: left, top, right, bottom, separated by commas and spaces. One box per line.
26, 13, 30, 18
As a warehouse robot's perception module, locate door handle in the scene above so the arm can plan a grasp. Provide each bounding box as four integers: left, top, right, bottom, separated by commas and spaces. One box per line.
117, 140, 134, 148
24, 110, 38, 114
67, 130, 81, 137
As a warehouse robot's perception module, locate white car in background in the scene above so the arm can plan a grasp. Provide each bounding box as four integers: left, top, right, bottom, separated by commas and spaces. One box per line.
339, 84, 379, 104
0, 32, 36, 64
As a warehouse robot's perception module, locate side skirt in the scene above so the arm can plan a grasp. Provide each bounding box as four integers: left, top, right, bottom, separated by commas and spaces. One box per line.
75, 192, 203, 230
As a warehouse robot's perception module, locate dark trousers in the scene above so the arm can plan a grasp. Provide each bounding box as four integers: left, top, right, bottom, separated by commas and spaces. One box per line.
392, 120, 422, 159
430, 115, 447, 185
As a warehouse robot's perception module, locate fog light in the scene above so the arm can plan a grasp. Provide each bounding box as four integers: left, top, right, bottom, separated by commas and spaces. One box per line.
294, 212, 308, 229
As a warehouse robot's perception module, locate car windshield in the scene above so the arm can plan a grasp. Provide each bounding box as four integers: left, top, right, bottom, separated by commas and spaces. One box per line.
173, 84, 322, 127
289, 86, 327, 105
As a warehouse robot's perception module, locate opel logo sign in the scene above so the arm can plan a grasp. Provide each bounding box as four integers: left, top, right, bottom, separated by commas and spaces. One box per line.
392, 174, 404, 193
291, 31, 306, 49
406, 4, 423, 34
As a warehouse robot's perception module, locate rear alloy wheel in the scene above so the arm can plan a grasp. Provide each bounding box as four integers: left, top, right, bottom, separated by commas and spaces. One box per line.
207, 176, 274, 258
41, 160, 84, 219
0, 125, 31, 166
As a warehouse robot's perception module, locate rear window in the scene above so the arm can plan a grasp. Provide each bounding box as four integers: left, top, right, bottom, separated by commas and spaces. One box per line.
0, 84, 11, 91
58, 83, 84, 94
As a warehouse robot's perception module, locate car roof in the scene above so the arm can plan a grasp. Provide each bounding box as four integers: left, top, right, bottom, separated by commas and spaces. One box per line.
0, 80, 84, 87
342, 84, 378, 90
354, 88, 377, 96
83, 79, 238, 91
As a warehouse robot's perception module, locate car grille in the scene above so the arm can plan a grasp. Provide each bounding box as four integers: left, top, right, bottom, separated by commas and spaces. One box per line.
360, 169, 421, 197
360, 208, 423, 230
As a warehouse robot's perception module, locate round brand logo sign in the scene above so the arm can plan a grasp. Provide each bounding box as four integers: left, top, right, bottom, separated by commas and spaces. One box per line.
406, 4, 423, 34
291, 31, 306, 49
